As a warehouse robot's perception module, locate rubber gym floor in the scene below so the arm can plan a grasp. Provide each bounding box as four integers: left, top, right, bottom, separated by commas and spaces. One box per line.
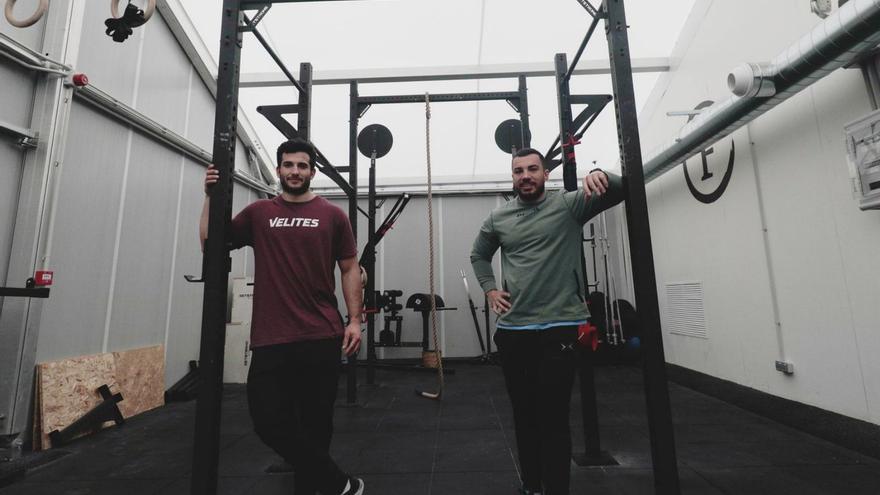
2, 362, 878, 494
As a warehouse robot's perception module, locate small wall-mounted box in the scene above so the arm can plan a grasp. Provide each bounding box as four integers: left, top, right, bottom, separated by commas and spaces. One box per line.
775, 360, 795, 375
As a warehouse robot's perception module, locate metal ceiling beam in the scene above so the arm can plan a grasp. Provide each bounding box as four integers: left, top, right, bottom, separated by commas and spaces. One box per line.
241, 0, 365, 5
240, 57, 670, 87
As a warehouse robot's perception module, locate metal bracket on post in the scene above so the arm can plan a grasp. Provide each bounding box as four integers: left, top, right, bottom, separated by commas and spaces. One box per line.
546, 94, 612, 172
0, 120, 39, 149
255, 103, 355, 197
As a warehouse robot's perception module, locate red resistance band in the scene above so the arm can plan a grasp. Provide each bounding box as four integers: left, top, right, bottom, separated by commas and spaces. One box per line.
562, 134, 581, 162
577, 322, 599, 351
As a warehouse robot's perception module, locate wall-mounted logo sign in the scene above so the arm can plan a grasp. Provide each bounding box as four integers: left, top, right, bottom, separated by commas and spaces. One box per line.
682, 100, 736, 204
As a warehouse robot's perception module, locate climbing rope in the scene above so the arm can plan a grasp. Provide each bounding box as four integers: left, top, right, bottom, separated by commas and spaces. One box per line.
4, 0, 48, 28
420, 92, 445, 400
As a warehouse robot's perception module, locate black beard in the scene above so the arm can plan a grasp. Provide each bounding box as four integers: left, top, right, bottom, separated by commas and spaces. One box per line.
281, 176, 311, 195
515, 181, 545, 201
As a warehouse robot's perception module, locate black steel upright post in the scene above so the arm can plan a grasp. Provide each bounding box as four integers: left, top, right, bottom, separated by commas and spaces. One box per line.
191, 1, 242, 494
518, 75, 531, 148
604, 0, 680, 492
297, 63, 312, 139
347, 81, 361, 401
554, 52, 607, 466
555, 54, 578, 190
365, 152, 377, 385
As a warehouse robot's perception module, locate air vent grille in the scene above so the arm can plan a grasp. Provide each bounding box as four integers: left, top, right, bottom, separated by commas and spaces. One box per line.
666, 281, 707, 339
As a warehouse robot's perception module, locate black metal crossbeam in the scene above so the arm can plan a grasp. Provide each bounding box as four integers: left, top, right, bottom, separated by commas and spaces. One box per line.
241, 14, 306, 94
256, 103, 356, 197
357, 92, 520, 105
575, 0, 600, 17
565, 9, 603, 82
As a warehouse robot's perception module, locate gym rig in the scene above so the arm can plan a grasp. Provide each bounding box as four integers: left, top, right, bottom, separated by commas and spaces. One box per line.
196, 1, 681, 494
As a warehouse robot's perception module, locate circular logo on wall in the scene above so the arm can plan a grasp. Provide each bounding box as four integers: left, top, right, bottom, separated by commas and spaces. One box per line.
682, 100, 736, 204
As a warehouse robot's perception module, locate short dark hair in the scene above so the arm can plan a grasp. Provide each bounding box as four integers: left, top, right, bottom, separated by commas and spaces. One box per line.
512, 147, 546, 167
276, 138, 317, 169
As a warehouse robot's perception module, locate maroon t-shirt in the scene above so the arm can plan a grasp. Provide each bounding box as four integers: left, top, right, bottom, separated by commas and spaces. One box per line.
230, 195, 357, 347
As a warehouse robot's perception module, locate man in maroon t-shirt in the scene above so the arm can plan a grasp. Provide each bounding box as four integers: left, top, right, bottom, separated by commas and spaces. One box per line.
201, 138, 364, 495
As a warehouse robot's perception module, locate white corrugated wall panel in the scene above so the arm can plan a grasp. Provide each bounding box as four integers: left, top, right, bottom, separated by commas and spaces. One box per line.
106, 137, 181, 352
165, 160, 208, 387
35, 102, 130, 361
440, 195, 498, 358
136, 17, 193, 136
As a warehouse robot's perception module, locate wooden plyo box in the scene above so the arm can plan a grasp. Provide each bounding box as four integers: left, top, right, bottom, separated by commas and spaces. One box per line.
33, 345, 165, 450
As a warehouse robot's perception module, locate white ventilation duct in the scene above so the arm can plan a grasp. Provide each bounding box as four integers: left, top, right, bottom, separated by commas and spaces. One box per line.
727, 63, 776, 98
643, 0, 880, 182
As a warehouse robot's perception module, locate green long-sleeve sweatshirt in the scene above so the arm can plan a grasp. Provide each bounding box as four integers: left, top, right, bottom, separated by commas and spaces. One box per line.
470, 173, 624, 328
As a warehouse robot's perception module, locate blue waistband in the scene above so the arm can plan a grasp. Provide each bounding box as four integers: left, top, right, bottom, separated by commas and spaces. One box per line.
496, 320, 587, 331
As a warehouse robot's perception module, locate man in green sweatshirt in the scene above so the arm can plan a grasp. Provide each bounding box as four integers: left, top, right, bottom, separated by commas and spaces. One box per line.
470, 147, 624, 495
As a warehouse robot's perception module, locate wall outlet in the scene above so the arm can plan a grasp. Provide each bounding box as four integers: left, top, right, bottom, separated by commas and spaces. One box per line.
775, 360, 795, 375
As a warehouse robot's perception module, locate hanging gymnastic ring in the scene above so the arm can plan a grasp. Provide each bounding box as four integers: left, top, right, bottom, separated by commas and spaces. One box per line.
110, 0, 156, 22
4, 0, 49, 28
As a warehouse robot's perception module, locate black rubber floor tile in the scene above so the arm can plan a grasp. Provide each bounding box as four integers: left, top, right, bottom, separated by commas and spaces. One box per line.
376, 409, 440, 432
676, 441, 773, 469
0, 478, 170, 495
571, 426, 653, 469
331, 431, 436, 474
695, 466, 829, 495
154, 476, 260, 495
216, 434, 281, 477
429, 470, 521, 495
359, 473, 431, 495
438, 403, 501, 431
746, 436, 870, 466
672, 422, 793, 445
243, 473, 297, 494
670, 400, 771, 426
571, 467, 725, 495
780, 465, 880, 495
434, 429, 517, 473
333, 405, 384, 434
23, 442, 192, 481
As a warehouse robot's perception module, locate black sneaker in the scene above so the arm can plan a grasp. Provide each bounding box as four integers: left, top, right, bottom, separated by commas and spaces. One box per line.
341, 477, 364, 495
518, 488, 542, 495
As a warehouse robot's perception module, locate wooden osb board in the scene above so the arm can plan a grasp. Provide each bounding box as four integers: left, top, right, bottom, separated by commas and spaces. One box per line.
112, 345, 165, 418
36, 352, 117, 449
34, 345, 165, 450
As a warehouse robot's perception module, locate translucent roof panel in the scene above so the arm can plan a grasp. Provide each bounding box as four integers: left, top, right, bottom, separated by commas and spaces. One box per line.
184, 0, 695, 187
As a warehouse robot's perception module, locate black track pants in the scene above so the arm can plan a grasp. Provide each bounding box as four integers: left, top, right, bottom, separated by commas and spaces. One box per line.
495, 326, 579, 495
247, 338, 348, 495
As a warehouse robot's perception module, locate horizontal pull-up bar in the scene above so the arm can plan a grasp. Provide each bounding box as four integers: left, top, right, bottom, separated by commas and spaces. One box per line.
357, 91, 520, 105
